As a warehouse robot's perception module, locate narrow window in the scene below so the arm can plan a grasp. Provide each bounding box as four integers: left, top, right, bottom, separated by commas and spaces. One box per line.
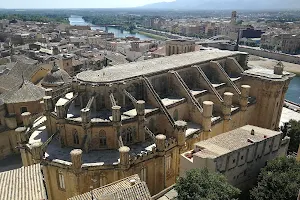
99, 130, 107, 147
99, 174, 106, 187
73, 130, 79, 145
140, 167, 147, 182
165, 155, 172, 171
173, 109, 179, 121
58, 170, 65, 190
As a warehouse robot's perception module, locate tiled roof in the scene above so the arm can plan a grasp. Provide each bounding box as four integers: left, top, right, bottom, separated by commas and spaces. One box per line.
0, 80, 45, 104
0, 164, 47, 200
68, 175, 152, 200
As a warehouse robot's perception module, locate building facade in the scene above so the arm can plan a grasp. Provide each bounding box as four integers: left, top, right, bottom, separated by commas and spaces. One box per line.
165, 40, 196, 56
18, 49, 293, 200
180, 125, 290, 190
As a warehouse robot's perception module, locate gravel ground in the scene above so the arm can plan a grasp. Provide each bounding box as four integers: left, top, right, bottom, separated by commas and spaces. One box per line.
248, 55, 300, 75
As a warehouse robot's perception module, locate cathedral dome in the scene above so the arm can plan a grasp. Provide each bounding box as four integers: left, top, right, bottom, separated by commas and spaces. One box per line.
41, 63, 72, 88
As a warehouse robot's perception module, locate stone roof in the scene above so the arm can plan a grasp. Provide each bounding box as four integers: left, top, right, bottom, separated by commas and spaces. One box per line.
0, 80, 45, 104
105, 51, 129, 66
76, 49, 240, 84
0, 164, 47, 200
68, 175, 152, 200
41, 67, 72, 87
0, 74, 23, 93
152, 46, 166, 56
193, 125, 281, 159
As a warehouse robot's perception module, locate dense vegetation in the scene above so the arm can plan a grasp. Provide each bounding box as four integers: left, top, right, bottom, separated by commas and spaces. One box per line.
0, 13, 68, 23
175, 168, 240, 200
281, 120, 300, 154
250, 157, 300, 200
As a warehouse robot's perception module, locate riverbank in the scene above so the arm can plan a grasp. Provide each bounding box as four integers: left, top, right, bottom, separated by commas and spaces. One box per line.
132, 30, 168, 40
248, 55, 300, 76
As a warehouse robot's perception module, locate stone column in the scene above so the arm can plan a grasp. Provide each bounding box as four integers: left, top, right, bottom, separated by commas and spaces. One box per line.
31, 141, 44, 164
15, 127, 27, 144
240, 85, 251, 126
15, 127, 29, 166
56, 103, 67, 147
240, 85, 251, 111
81, 108, 91, 153
112, 106, 122, 147
223, 92, 234, 132
71, 149, 83, 173
21, 112, 31, 127
137, 100, 145, 142
174, 121, 187, 150
119, 146, 130, 169
202, 101, 213, 139
155, 134, 166, 154
44, 96, 54, 137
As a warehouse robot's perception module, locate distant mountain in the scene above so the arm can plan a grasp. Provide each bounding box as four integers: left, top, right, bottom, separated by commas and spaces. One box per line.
140, 0, 300, 10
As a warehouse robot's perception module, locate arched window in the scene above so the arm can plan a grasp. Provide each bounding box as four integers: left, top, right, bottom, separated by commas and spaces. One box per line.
173, 109, 179, 121
122, 127, 135, 145
172, 46, 175, 55
99, 130, 107, 147
73, 130, 79, 145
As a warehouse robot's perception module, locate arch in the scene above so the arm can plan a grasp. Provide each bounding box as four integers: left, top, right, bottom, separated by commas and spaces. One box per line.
173, 109, 179, 121
73, 130, 79, 145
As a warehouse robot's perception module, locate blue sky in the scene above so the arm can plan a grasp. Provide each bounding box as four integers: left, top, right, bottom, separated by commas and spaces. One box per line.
2, 0, 175, 9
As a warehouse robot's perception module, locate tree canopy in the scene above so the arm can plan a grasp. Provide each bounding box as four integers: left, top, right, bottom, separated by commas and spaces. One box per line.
281, 120, 300, 153
250, 157, 300, 200
175, 168, 240, 200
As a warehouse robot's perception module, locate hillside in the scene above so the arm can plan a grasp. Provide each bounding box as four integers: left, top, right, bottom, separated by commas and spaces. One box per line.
141, 0, 300, 10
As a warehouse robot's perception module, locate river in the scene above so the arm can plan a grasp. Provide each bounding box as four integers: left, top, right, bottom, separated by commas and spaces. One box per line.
68, 15, 153, 40
68, 15, 299, 103
286, 77, 300, 104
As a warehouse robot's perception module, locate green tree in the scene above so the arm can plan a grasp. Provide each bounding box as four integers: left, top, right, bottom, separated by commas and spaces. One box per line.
175, 168, 240, 200
281, 120, 300, 153
250, 157, 300, 200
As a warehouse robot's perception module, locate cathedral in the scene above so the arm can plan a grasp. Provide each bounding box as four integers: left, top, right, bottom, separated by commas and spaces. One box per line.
16, 49, 293, 200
